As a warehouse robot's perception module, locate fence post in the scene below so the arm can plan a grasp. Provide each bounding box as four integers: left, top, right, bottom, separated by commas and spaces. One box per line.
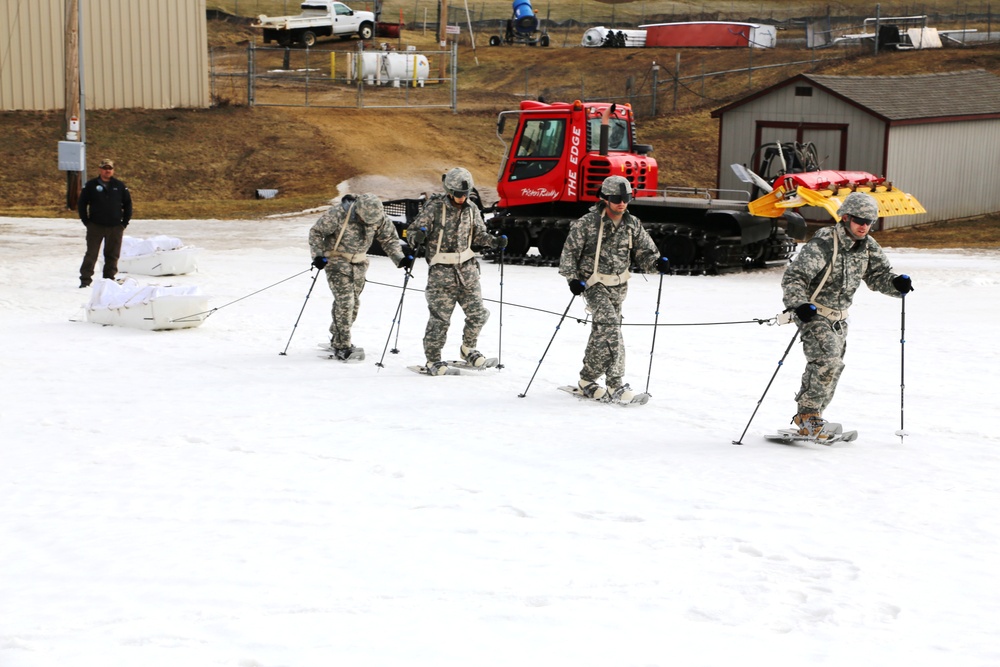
673, 52, 680, 112
356, 40, 364, 108
651, 61, 659, 116
247, 42, 255, 107
874, 3, 881, 56
451, 41, 459, 112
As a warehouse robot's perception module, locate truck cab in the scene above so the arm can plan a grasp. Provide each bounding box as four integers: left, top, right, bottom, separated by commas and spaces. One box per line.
255, 1, 375, 47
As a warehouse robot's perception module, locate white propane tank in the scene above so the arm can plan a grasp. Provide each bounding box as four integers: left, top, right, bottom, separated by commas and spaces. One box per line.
360, 52, 429, 87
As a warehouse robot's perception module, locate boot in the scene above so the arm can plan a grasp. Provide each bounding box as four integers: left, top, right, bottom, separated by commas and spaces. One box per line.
426, 360, 450, 376
333, 346, 355, 361
460, 344, 486, 367
608, 383, 636, 403
578, 379, 607, 399
792, 413, 831, 440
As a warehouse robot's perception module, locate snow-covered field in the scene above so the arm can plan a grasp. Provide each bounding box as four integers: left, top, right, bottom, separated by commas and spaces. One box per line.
2, 214, 998, 667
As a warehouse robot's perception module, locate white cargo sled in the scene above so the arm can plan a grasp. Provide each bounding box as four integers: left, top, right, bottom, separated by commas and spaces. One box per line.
85, 278, 209, 331
118, 235, 200, 276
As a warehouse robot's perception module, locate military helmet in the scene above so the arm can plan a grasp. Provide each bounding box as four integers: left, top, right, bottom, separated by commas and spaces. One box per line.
443, 167, 473, 198
600, 175, 632, 200
353, 193, 385, 224
837, 192, 879, 224
339, 193, 357, 212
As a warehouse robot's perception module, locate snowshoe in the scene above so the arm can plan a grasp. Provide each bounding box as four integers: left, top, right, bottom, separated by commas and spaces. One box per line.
460, 344, 488, 368
318, 344, 365, 362
558, 382, 649, 407
607, 383, 649, 406
764, 425, 858, 445
445, 356, 500, 370
408, 361, 461, 376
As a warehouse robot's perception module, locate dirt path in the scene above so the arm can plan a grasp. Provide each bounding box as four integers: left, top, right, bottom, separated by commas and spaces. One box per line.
286, 107, 502, 203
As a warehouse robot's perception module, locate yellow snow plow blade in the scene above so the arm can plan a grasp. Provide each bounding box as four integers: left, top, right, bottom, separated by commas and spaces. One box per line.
746, 185, 790, 218
749, 185, 926, 221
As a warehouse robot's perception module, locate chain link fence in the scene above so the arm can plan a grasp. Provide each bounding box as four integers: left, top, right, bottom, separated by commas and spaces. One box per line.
210, 42, 458, 109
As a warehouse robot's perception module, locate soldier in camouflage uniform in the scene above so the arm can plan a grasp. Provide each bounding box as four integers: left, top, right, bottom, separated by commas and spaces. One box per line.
309, 193, 413, 360
781, 191, 914, 438
406, 167, 507, 375
558, 175, 670, 402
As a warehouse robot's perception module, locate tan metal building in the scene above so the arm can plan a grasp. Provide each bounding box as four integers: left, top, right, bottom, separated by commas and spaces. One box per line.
711, 70, 1000, 228
1, 0, 209, 111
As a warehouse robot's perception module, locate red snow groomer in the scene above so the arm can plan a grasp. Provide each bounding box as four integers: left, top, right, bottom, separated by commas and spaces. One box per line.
486, 100, 805, 273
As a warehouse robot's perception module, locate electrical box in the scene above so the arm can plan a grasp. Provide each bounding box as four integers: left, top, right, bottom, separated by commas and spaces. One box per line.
58, 141, 86, 171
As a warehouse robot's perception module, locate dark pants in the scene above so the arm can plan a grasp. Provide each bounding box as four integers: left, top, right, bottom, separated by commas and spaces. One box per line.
80, 223, 125, 284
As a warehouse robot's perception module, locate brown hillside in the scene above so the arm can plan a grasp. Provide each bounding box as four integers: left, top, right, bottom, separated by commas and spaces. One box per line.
3, 4, 1000, 246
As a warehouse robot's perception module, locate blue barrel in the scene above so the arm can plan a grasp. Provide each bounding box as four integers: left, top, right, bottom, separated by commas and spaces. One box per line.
512, 0, 533, 20
512, 0, 537, 32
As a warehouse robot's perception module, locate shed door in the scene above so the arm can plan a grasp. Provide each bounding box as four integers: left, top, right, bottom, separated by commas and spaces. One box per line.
754, 122, 848, 223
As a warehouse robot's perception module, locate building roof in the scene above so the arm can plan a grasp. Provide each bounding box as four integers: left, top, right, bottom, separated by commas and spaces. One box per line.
711, 69, 1000, 122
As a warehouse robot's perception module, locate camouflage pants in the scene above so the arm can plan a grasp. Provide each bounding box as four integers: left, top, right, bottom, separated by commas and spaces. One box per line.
325, 259, 368, 348
580, 283, 627, 387
423, 262, 489, 362
795, 317, 849, 415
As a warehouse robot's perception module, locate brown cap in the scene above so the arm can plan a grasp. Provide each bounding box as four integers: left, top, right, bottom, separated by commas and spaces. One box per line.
99, 158, 115, 169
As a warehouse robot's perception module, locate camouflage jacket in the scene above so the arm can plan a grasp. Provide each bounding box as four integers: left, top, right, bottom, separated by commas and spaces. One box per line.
308, 202, 404, 266
558, 204, 660, 282
782, 222, 899, 313
407, 194, 499, 263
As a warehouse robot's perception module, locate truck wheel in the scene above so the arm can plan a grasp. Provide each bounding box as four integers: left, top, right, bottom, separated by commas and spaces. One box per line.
540, 34, 550, 47
359, 22, 374, 40
301, 31, 317, 47
489, 35, 501, 46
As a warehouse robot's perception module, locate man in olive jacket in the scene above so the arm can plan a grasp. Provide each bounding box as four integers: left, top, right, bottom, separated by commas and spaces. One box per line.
78, 158, 132, 288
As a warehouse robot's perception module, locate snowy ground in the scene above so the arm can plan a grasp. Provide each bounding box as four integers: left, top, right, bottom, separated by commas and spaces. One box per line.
1, 214, 998, 667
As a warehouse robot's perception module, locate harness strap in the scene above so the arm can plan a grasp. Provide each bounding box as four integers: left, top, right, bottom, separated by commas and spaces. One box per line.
809, 228, 847, 320
428, 204, 475, 266
585, 216, 632, 287
330, 250, 368, 263
323, 202, 354, 259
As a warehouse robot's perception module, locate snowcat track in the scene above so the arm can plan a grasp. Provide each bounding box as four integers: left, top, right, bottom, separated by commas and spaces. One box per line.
484, 215, 795, 274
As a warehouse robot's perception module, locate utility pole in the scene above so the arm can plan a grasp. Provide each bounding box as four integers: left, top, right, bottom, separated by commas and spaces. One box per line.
64, 0, 82, 209
438, 0, 448, 82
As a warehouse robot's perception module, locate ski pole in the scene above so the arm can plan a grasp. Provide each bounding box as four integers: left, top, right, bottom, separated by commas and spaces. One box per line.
732, 328, 799, 445
896, 293, 908, 442
390, 268, 411, 355
497, 247, 506, 369
279, 268, 322, 356
518, 294, 576, 398
644, 271, 664, 394
376, 270, 412, 369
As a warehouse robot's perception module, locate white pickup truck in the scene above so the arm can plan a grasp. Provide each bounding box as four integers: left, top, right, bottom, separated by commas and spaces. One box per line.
254, 1, 376, 47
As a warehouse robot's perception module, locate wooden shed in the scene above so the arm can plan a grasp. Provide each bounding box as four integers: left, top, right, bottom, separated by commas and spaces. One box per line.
0, 0, 209, 111
711, 70, 1000, 228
